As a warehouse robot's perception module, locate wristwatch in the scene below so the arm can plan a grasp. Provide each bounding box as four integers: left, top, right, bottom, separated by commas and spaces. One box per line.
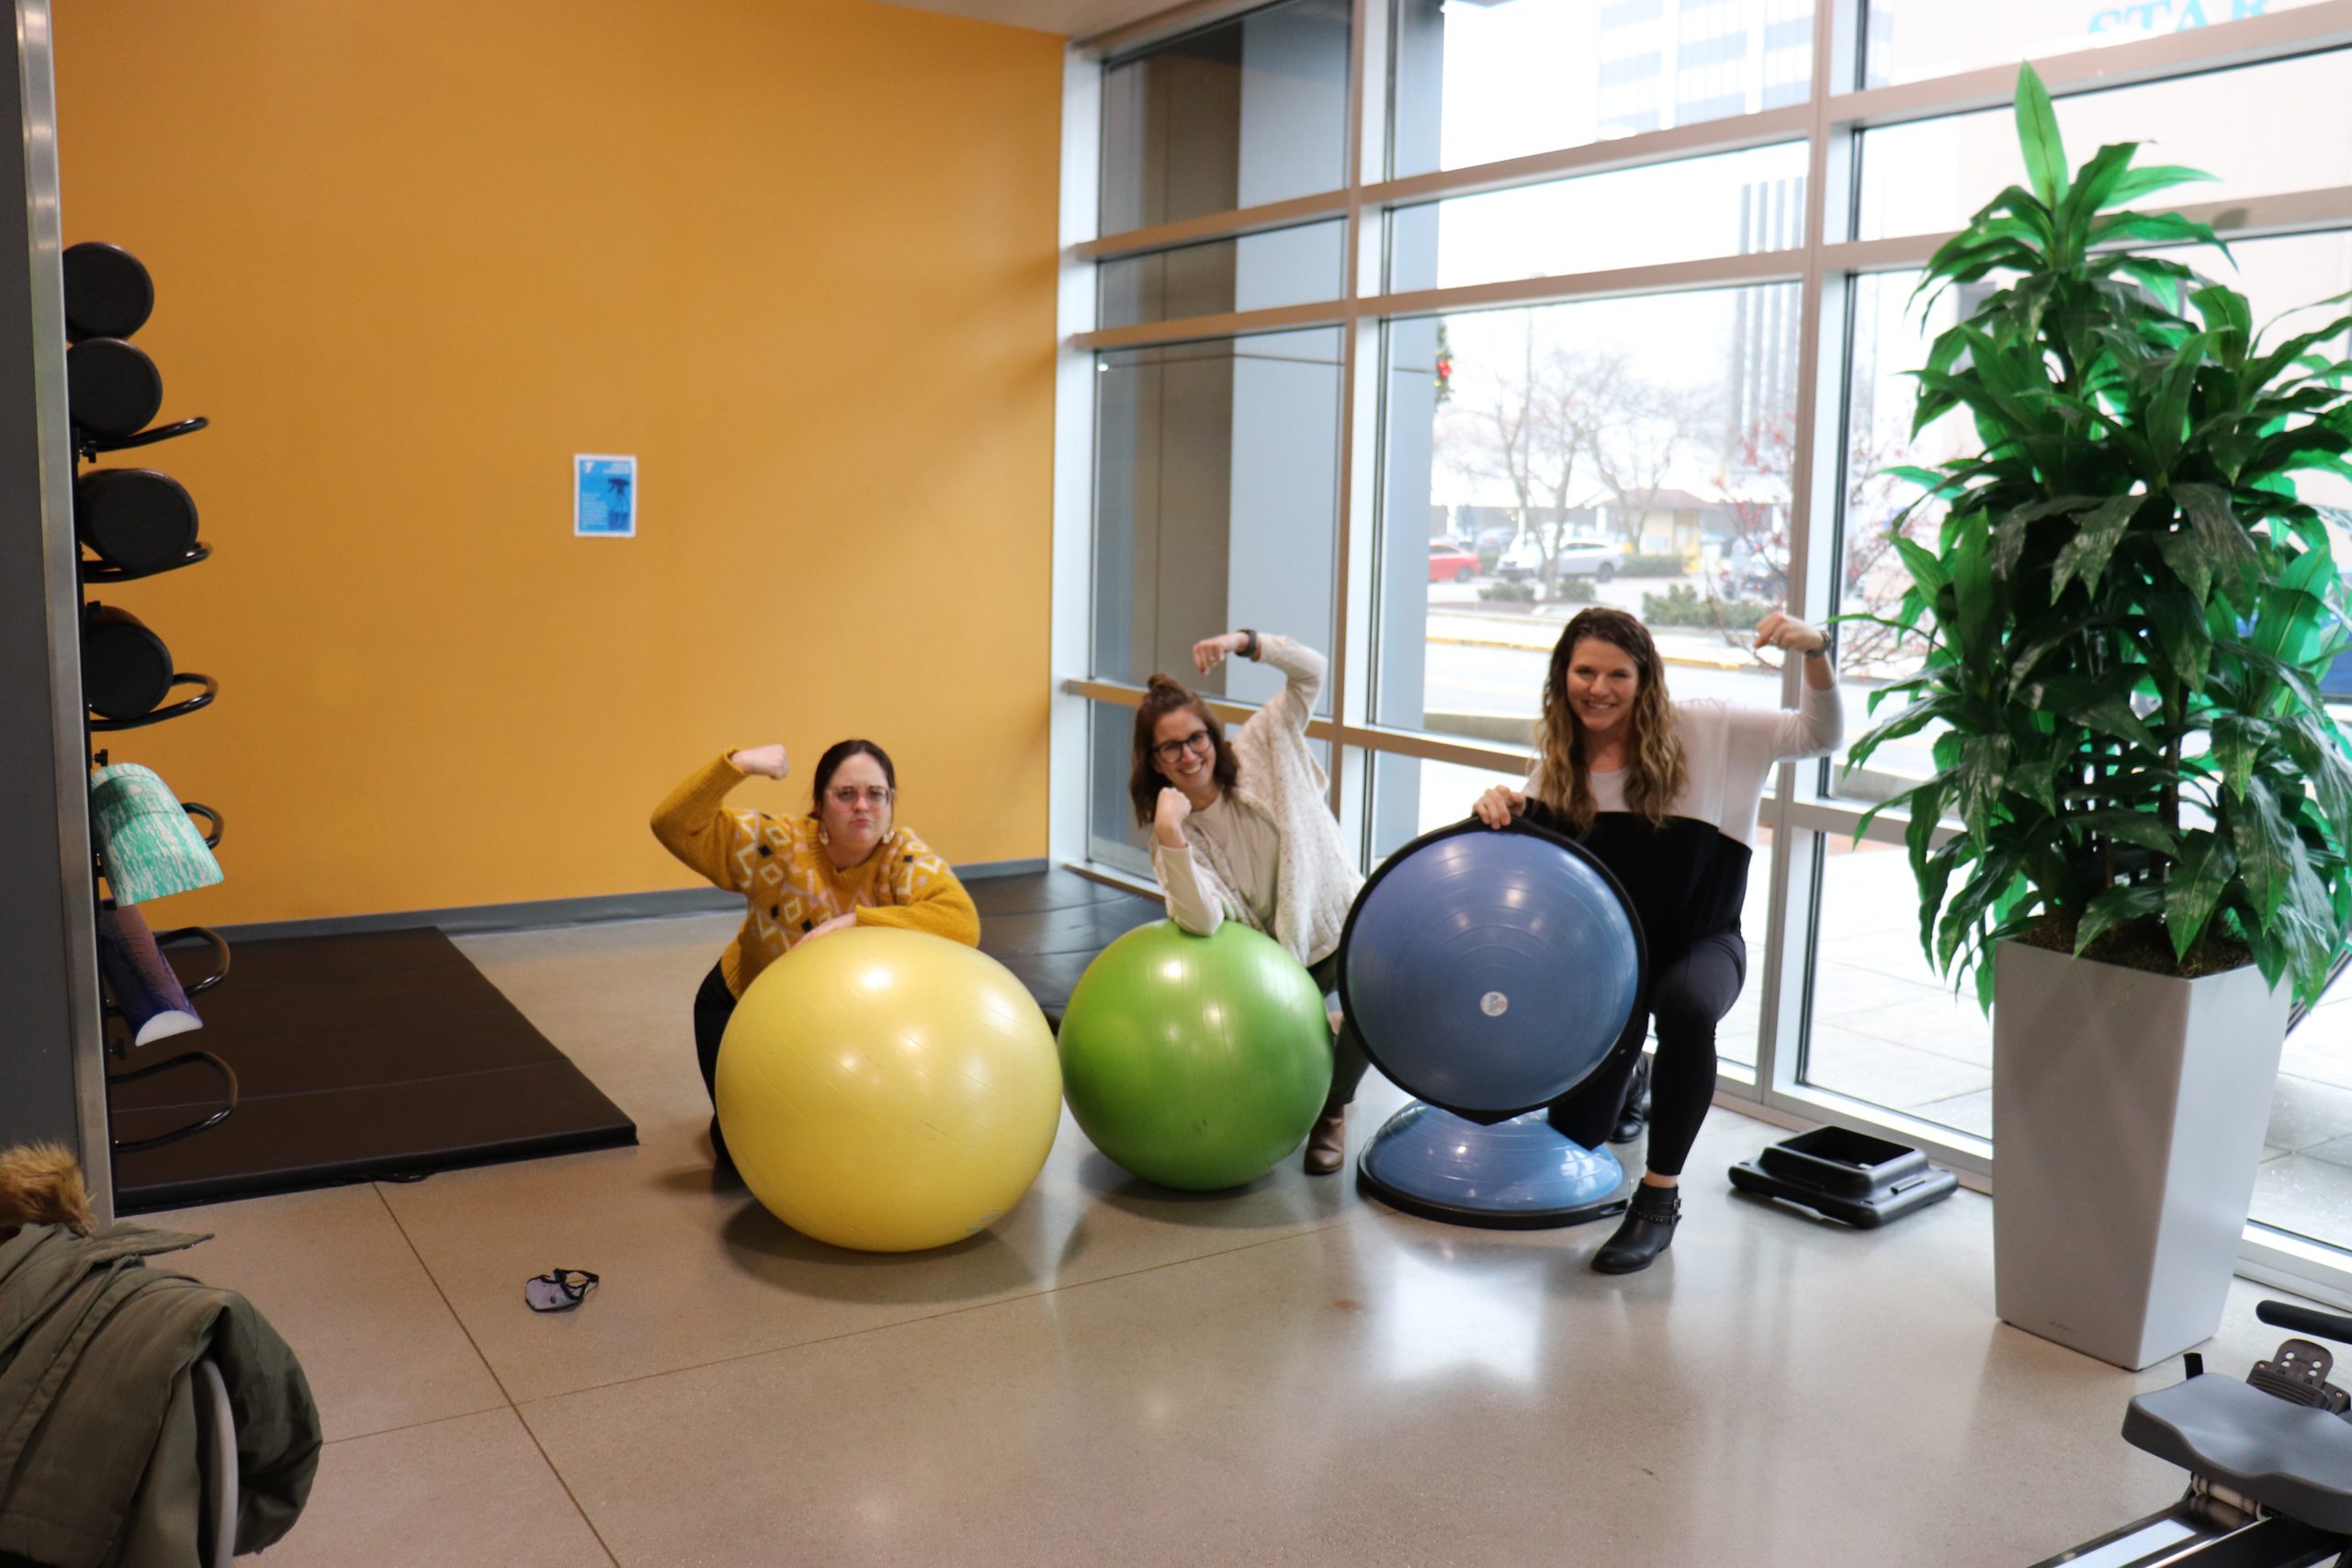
1238, 628, 1261, 660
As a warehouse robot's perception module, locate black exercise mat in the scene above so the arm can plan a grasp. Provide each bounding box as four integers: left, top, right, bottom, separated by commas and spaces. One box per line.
967, 866, 1149, 919
972, 871, 1161, 1029
111, 927, 635, 1213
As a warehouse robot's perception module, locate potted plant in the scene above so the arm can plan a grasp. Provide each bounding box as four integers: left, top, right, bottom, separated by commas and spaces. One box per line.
1851, 63, 2352, 1370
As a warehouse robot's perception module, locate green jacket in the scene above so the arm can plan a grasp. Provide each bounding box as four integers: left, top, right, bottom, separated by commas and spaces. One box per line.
0, 1223, 319, 1568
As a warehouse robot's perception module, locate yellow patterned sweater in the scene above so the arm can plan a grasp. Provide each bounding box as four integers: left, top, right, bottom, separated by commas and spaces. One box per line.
650, 753, 980, 998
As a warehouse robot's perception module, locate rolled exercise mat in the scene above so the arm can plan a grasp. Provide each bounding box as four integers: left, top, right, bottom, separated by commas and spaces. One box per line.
62, 241, 154, 342
91, 762, 222, 904
65, 336, 163, 437
96, 903, 202, 1045
77, 468, 198, 574
81, 603, 176, 720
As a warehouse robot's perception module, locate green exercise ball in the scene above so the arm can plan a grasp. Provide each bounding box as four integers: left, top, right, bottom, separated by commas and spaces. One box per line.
1057, 919, 1333, 1190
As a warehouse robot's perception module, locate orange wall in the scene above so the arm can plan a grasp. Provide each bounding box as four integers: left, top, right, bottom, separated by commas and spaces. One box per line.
55, 0, 1063, 923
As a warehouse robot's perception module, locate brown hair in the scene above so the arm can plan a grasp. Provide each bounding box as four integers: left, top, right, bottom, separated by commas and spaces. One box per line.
1535, 607, 1686, 833
809, 739, 896, 814
1128, 676, 1239, 826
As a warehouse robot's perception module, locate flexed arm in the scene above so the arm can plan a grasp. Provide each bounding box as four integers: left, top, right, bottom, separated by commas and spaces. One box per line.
650, 746, 788, 890
1196, 630, 1327, 732
1747, 613, 1844, 758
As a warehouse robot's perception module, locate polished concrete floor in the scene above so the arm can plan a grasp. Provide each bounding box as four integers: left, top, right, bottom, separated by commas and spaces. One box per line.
152, 910, 2329, 1567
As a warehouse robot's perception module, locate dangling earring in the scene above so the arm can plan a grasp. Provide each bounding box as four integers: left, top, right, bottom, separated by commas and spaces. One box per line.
817, 823, 831, 846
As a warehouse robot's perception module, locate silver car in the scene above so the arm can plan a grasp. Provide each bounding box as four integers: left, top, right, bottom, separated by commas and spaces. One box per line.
1498, 532, 1619, 584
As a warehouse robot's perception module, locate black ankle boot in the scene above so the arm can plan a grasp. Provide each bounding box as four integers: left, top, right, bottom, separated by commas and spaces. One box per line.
1609, 1054, 1652, 1145
1592, 1181, 1680, 1274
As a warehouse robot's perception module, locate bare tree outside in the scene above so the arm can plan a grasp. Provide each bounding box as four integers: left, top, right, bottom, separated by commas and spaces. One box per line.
1708, 409, 1939, 680
1434, 315, 1704, 596
1587, 378, 1716, 553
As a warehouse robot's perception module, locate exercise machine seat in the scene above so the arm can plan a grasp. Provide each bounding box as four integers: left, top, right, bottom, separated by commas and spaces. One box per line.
2124, 1376, 2352, 1532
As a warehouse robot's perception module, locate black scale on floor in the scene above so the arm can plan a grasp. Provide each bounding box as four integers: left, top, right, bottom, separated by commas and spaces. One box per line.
111, 871, 1163, 1213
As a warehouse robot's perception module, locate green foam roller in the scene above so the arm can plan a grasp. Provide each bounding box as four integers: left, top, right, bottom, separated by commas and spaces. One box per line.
91, 762, 222, 904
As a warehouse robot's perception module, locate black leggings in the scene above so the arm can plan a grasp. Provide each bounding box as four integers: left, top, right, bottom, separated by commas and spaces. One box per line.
692, 962, 737, 1160
1545, 933, 1746, 1179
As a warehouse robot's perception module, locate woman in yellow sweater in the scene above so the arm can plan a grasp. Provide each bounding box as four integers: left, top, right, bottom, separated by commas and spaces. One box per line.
651, 739, 980, 1168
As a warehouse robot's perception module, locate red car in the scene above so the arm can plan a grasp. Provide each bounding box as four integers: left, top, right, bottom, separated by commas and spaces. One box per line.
1428, 540, 1479, 583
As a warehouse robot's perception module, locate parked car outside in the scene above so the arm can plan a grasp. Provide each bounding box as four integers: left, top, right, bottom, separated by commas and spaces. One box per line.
1428, 540, 1480, 583
1498, 531, 1618, 584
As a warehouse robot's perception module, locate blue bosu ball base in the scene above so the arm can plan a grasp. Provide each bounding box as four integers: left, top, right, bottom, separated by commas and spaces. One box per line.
1356, 1101, 1633, 1229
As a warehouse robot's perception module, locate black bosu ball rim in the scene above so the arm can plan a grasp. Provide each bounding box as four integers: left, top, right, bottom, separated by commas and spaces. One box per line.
1353, 1106, 1642, 1229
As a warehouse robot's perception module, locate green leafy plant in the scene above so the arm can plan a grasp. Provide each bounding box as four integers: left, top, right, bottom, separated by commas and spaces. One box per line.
1852, 63, 2352, 1009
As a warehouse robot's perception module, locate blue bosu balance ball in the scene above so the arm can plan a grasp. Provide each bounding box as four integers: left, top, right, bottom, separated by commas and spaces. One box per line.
1340, 818, 1647, 1228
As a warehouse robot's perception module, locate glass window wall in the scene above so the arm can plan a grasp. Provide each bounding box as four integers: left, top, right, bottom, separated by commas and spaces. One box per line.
1375, 288, 1806, 744
1385, 142, 1810, 293
1072, 0, 2352, 1293
1099, 221, 1349, 331
1092, 329, 1343, 713
1859, 0, 2331, 91
1390, 0, 1816, 179
1858, 50, 2352, 242
1101, 0, 1352, 234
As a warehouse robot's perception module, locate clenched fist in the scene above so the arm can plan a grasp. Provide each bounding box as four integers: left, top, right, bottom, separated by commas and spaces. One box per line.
729, 743, 790, 780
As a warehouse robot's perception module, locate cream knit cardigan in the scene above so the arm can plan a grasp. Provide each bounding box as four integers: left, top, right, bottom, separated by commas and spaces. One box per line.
1148, 637, 1363, 967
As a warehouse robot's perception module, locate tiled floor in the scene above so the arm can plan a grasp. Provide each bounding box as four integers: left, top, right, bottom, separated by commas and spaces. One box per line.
141, 909, 2347, 1566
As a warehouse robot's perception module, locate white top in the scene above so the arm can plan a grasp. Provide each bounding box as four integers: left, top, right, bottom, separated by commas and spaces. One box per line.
1528, 679, 1845, 848
1149, 636, 1363, 966
1161, 794, 1281, 931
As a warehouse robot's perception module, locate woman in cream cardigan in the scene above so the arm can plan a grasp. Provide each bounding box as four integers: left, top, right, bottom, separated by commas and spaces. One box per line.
1132, 630, 1371, 1173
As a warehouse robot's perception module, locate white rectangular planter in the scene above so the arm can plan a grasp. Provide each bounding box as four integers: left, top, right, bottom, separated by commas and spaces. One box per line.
1992, 939, 2290, 1371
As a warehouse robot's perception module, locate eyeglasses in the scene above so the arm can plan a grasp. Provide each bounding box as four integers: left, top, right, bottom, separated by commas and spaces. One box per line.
827, 785, 894, 807
1153, 729, 1214, 763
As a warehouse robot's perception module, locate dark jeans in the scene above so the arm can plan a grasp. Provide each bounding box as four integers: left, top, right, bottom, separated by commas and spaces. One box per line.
1545, 933, 1746, 1179
692, 961, 737, 1163
1306, 951, 1373, 1111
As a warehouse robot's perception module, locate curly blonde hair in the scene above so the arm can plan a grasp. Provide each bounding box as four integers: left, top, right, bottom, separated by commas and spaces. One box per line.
1534, 608, 1686, 834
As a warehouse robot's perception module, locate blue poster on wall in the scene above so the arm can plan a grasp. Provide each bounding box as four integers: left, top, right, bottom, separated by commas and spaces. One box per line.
574, 454, 637, 538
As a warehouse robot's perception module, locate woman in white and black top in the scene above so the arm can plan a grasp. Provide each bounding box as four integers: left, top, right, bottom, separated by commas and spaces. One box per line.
1133, 630, 1371, 1175
1476, 605, 1842, 1273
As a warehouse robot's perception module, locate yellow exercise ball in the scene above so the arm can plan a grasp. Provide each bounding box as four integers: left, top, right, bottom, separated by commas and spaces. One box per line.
714, 928, 1062, 1252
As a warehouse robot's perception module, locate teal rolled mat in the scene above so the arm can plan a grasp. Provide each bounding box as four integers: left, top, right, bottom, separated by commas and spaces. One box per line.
91, 762, 221, 904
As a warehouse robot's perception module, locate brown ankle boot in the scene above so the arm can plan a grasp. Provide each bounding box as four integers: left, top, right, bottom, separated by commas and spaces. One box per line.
1304, 1105, 1347, 1175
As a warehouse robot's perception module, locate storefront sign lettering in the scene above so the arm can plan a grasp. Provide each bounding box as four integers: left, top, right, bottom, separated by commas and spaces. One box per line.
2089, 1, 2269, 32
